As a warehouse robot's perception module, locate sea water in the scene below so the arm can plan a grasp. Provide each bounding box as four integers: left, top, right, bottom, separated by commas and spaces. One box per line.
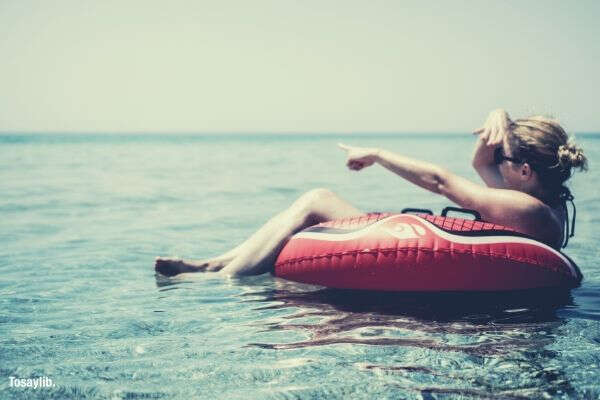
1, 133, 599, 399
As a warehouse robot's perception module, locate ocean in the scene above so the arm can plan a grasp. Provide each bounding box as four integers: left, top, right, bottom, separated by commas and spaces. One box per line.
1, 133, 599, 399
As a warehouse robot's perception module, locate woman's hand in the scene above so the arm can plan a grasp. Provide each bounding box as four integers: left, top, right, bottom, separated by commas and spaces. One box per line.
472, 109, 512, 166
337, 143, 380, 171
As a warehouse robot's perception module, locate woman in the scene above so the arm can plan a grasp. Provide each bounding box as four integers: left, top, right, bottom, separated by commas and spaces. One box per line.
155, 109, 588, 277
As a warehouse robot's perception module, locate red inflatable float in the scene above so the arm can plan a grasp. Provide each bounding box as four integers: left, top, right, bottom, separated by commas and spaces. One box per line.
274, 208, 582, 292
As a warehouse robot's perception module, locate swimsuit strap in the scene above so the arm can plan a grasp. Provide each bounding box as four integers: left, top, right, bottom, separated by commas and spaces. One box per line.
559, 187, 576, 248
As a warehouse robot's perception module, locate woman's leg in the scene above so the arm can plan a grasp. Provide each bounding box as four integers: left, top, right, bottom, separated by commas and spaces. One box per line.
154, 188, 362, 276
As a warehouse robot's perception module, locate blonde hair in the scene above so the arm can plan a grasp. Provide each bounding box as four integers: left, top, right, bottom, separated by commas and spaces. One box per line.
508, 116, 588, 204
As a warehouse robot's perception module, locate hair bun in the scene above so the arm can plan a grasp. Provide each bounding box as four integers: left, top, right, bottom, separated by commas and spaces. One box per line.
558, 142, 588, 171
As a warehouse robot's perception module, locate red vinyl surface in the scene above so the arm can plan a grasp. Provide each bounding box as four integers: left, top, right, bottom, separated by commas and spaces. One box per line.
274, 214, 581, 292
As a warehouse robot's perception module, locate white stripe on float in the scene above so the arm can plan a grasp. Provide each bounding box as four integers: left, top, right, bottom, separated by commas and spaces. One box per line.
294, 216, 402, 242
293, 214, 577, 277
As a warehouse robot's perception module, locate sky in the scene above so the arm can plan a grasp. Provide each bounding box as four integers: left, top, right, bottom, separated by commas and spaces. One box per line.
1, 0, 599, 133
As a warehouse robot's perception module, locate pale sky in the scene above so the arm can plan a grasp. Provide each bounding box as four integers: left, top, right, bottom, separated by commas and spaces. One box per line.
1, 0, 599, 133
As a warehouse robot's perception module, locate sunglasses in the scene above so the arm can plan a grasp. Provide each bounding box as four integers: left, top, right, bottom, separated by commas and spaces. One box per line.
494, 147, 523, 165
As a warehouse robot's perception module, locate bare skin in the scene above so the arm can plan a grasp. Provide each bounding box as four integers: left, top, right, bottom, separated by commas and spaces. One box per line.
155, 109, 565, 277
471, 109, 564, 246
155, 188, 362, 276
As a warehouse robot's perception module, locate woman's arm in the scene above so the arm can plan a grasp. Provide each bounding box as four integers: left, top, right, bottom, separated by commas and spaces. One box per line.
471, 109, 511, 189
372, 148, 536, 223
471, 136, 504, 188
337, 143, 552, 239
337, 143, 460, 196
373, 149, 449, 194
337, 143, 467, 197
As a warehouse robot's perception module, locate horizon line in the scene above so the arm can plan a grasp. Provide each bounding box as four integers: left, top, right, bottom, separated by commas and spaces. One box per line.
2, 130, 599, 136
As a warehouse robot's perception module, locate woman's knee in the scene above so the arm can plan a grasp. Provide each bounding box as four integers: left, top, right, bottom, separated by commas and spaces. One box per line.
296, 188, 336, 209
288, 188, 329, 214
290, 187, 360, 225
289, 188, 338, 223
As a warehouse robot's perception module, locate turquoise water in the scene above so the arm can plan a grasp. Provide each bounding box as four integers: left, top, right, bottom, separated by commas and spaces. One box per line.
1, 133, 599, 399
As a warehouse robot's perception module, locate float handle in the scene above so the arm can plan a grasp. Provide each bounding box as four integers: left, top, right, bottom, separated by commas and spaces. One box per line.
441, 207, 482, 221
401, 208, 434, 215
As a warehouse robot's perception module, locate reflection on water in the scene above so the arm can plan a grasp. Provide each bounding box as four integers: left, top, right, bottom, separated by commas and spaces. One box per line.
235, 280, 577, 399
255, 283, 574, 322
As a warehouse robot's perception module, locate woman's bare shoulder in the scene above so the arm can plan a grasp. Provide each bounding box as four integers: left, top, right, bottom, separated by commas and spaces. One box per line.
440, 175, 563, 246
463, 187, 562, 245
499, 194, 563, 247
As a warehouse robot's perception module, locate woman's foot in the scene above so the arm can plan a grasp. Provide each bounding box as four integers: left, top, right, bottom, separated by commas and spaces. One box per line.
154, 257, 227, 276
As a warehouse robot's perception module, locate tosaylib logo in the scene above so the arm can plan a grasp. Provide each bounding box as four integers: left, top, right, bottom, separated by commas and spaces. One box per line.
9, 376, 55, 389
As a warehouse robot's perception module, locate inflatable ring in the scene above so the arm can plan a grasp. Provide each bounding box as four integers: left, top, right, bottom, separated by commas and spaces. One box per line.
274, 209, 582, 292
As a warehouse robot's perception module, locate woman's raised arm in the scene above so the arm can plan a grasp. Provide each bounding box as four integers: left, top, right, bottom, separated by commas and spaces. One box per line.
471, 109, 512, 189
